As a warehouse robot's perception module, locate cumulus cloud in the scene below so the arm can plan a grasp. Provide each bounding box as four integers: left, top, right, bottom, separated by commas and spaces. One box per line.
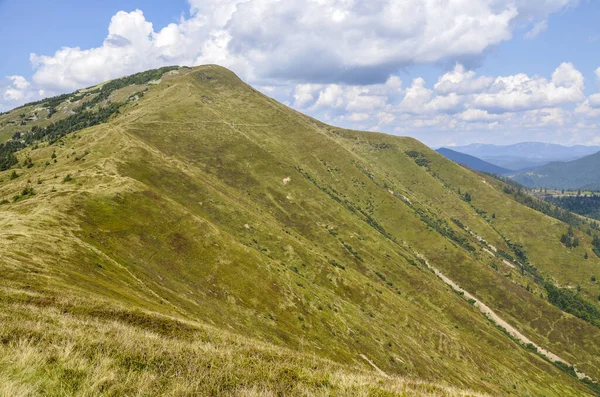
293, 62, 593, 145
434, 65, 494, 95
471, 63, 584, 112
293, 84, 322, 108
457, 108, 502, 122
575, 69, 600, 118
20, 0, 576, 92
396, 63, 586, 117
398, 78, 432, 113
296, 76, 402, 115
346, 112, 370, 122
0, 0, 591, 145
3, 76, 30, 101
1, 76, 44, 107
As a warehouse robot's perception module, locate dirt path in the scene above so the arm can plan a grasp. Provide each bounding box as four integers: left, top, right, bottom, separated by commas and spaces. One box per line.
416, 253, 588, 380
502, 259, 517, 269
360, 354, 389, 378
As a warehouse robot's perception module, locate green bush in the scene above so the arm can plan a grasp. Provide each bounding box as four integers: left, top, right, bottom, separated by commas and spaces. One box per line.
544, 282, 600, 327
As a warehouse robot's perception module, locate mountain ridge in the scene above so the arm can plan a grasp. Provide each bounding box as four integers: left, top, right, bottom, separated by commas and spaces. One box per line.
446, 142, 600, 171
511, 150, 600, 190
436, 147, 512, 174
1, 65, 600, 395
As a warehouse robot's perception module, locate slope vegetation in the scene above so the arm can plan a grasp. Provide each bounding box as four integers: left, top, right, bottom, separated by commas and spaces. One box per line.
1, 65, 600, 395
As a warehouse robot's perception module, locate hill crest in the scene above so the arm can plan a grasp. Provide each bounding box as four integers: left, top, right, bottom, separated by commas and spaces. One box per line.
1, 65, 600, 395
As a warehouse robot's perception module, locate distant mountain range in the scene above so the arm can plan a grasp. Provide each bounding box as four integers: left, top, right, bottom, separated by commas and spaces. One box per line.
437, 142, 600, 190
447, 142, 600, 171
436, 148, 511, 175
512, 151, 600, 190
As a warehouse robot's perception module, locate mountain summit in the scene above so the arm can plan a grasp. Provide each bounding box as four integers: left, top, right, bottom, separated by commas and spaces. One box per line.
1, 66, 600, 396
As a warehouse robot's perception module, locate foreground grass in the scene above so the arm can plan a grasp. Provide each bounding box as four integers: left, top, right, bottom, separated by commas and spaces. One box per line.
0, 287, 484, 397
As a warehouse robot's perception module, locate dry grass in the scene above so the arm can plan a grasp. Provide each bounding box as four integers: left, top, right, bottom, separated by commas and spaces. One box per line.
0, 288, 484, 397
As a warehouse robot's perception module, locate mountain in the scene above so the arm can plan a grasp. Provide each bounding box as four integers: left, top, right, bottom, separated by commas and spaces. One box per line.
512, 151, 600, 190
2, 65, 600, 395
436, 147, 511, 175
448, 142, 600, 171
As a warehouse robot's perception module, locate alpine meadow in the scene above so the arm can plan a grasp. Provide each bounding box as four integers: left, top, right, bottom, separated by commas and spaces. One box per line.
1, 64, 600, 396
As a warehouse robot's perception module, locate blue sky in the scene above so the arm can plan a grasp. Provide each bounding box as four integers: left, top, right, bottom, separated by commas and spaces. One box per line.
0, 0, 188, 77
1, 0, 599, 146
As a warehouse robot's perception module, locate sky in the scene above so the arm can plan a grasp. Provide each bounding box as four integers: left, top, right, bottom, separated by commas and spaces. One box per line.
1, 0, 599, 147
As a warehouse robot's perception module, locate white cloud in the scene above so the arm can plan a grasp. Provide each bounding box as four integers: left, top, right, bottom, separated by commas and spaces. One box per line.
17, 0, 575, 94
434, 65, 494, 95
375, 112, 396, 125
293, 84, 322, 108
346, 112, 370, 122
8, 76, 31, 91
472, 63, 584, 112
457, 109, 502, 122
346, 92, 388, 113
1, 0, 592, 146
296, 77, 402, 114
399, 78, 432, 113
575, 84, 600, 118
1, 76, 42, 105
288, 62, 594, 146
524, 20, 548, 40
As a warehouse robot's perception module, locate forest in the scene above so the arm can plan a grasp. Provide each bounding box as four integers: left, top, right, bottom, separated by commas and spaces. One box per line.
0, 66, 179, 172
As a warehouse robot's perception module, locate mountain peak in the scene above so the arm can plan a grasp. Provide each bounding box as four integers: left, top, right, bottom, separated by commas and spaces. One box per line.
1, 66, 600, 395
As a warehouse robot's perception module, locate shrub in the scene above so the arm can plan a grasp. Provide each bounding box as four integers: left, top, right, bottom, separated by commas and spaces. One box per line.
328, 260, 345, 270
21, 186, 35, 196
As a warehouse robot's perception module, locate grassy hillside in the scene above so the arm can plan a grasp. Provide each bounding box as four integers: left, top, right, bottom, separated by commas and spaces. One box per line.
1, 65, 600, 395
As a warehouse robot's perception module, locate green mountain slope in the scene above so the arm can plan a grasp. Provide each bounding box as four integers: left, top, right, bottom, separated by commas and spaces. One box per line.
512, 151, 600, 189
2, 65, 600, 396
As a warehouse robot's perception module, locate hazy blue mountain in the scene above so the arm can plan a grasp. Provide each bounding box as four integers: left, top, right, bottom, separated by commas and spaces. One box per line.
448, 142, 600, 171
480, 156, 553, 171
436, 148, 511, 175
512, 151, 600, 190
